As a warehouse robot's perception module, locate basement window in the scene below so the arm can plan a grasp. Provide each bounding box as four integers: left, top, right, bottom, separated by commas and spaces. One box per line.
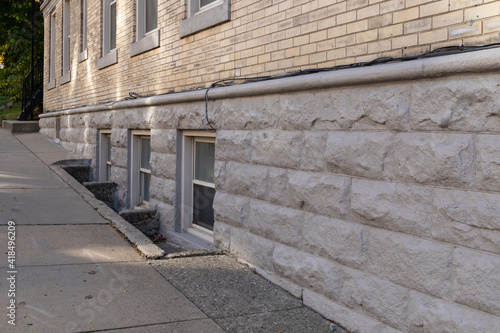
99, 130, 112, 181
130, 131, 151, 208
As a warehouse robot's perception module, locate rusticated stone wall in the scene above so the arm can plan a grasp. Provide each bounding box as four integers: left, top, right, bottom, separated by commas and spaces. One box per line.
40, 66, 500, 332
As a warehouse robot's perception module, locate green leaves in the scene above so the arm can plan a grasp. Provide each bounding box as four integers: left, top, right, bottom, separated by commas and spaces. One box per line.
0, 0, 43, 101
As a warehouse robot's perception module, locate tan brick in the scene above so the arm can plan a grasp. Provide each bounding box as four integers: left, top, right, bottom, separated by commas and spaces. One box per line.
327, 2, 347, 16
347, 19, 369, 34
392, 33, 418, 49
368, 39, 392, 53
406, 0, 434, 7
309, 51, 327, 63
301, 43, 317, 54
337, 10, 357, 25
419, 28, 448, 45
393, 7, 419, 24
430, 39, 462, 51
328, 24, 347, 38
450, 0, 482, 11
310, 30, 328, 43
327, 47, 347, 60
294, 35, 310, 46
317, 17, 336, 30
293, 54, 309, 66
336, 34, 356, 47
465, 2, 500, 20
379, 23, 403, 39
402, 44, 430, 57
357, 4, 380, 20
404, 18, 432, 34
318, 39, 335, 51
368, 13, 393, 28
347, 0, 369, 11
432, 10, 464, 28
463, 32, 500, 46
420, 0, 449, 17
356, 29, 378, 43
380, 0, 404, 14
449, 21, 482, 38
484, 17, 500, 34
346, 43, 368, 57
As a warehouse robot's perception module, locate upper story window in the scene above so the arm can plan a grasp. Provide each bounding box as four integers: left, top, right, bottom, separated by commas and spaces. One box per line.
98, 0, 118, 69
60, 0, 71, 85
79, 0, 88, 62
179, 0, 230, 38
130, 0, 160, 57
48, 12, 56, 90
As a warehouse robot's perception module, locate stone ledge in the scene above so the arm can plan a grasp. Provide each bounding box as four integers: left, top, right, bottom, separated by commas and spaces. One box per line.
2, 120, 39, 133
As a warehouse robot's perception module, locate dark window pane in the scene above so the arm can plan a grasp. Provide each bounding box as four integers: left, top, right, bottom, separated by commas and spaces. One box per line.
200, 0, 216, 8
106, 164, 111, 181
193, 184, 215, 231
110, 2, 116, 50
145, 0, 157, 34
194, 142, 215, 183
140, 172, 150, 202
140, 137, 151, 170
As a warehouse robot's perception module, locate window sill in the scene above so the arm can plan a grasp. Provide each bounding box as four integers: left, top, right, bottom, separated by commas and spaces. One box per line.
78, 49, 88, 63
179, 0, 230, 38
130, 29, 160, 57
47, 79, 56, 91
98, 49, 118, 70
59, 71, 71, 85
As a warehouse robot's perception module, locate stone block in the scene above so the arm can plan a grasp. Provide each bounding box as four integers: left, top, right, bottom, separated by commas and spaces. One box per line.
224, 162, 269, 200
300, 132, 327, 171
268, 167, 288, 205
150, 152, 176, 180
111, 166, 128, 190
112, 108, 153, 129
386, 133, 475, 188
213, 191, 250, 226
213, 221, 231, 251
217, 96, 278, 130
304, 289, 402, 333
367, 228, 453, 298
149, 176, 176, 206
247, 200, 304, 246
214, 160, 226, 190
286, 171, 350, 219
273, 244, 342, 299
302, 213, 367, 269
153, 199, 176, 232
476, 134, 500, 191
84, 111, 112, 128
432, 188, 500, 254
251, 130, 303, 169
2, 120, 40, 133
150, 129, 177, 154
453, 247, 500, 316
325, 132, 394, 179
408, 291, 500, 333
151, 105, 177, 129
111, 147, 128, 168
215, 130, 252, 162
230, 227, 276, 272
69, 114, 86, 128
410, 78, 500, 132
351, 179, 432, 237
83, 128, 98, 144
340, 266, 410, 330
111, 128, 128, 148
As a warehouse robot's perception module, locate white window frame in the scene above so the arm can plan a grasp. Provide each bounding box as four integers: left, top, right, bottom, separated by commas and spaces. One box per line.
130, 0, 160, 57
99, 130, 112, 181
179, 0, 230, 38
130, 130, 151, 208
181, 131, 216, 236
98, 0, 118, 69
60, 0, 71, 85
79, 0, 88, 62
48, 12, 56, 90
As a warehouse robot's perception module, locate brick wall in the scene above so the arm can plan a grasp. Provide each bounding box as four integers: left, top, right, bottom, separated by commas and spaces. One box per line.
42, 0, 500, 112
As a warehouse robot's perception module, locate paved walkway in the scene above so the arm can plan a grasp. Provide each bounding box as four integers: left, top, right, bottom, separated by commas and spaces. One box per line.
0, 129, 344, 333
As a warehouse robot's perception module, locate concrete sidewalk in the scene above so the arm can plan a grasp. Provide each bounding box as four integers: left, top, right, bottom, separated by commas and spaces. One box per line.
0, 129, 344, 333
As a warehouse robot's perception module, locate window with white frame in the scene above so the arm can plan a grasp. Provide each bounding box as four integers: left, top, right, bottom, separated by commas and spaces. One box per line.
181, 131, 216, 233
98, 0, 118, 69
179, 0, 230, 38
130, 131, 151, 208
99, 130, 112, 181
48, 12, 56, 90
79, 0, 88, 62
130, 0, 159, 57
60, 0, 71, 84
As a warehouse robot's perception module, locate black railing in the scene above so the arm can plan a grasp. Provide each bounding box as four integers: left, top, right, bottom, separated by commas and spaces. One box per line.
19, 58, 43, 120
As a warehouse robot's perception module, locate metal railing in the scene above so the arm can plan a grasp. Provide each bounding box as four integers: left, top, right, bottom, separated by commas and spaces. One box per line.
19, 58, 43, 120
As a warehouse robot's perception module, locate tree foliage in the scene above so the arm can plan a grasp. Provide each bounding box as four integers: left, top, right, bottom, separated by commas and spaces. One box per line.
0, 0, 43, 101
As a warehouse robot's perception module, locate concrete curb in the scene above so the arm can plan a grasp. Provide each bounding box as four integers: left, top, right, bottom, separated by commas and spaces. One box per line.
49, 164, 165, 259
